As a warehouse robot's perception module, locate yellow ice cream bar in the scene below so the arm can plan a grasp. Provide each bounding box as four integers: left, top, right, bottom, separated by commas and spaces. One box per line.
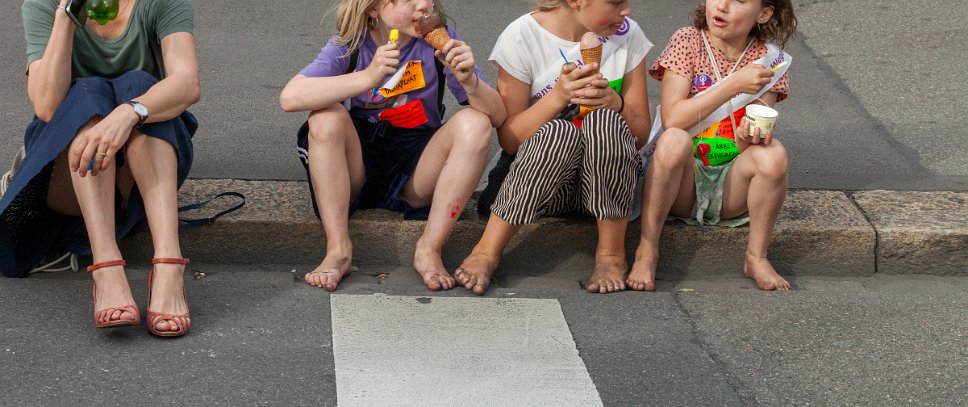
389, 29, 399, 43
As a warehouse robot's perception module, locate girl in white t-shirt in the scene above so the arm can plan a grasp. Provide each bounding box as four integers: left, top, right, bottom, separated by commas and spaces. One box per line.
456, 0, 652, 295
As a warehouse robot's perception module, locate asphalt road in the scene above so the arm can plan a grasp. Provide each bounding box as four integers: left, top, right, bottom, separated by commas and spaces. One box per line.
1, 0, 965, 190
2, 268, 967, 406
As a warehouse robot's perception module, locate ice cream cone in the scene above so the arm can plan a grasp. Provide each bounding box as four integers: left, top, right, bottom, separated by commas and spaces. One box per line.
580, 45, 602, 76
424, 27, 452, 51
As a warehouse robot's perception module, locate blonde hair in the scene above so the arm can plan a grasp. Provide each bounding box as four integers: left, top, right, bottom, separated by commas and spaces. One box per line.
534, 0, 565, 12
329, 0, 449, 54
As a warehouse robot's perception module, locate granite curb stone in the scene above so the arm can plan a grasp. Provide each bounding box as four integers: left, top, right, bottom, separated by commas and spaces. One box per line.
118, 179, 887, 277
852, 191, 968, 276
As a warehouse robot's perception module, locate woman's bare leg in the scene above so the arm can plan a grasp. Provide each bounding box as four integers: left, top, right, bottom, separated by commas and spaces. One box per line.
125, 131, 189, 332
50, 118, 136, 324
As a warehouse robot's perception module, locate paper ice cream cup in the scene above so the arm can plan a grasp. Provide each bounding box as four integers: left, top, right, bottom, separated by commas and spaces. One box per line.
744, 104, 778, 138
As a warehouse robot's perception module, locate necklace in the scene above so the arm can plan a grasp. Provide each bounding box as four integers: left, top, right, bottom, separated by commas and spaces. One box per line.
700, 30, 753, 141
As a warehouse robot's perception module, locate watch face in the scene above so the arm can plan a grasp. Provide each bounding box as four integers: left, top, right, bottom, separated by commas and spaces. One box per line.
132, 103, 148, 117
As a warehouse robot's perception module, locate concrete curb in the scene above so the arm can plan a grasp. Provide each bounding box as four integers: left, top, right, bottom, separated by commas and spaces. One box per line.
117, 179, 965, 278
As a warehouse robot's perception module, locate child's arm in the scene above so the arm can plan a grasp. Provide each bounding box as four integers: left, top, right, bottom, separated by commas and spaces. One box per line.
659, 63, 773, 131
617, 61, 651, 149
436, 39, 506, 128
279, 42, 400, 112
495, 63, 601, 154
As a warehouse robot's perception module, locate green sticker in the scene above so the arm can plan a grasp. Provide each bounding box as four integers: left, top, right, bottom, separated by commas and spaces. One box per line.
693, 137, 738, 166
608, 78, 623, 94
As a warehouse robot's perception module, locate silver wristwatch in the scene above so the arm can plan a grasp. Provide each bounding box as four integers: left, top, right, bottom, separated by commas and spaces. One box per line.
126, 101, 148, 125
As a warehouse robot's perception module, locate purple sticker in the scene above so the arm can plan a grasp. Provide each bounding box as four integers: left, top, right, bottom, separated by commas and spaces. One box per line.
368, 88, 386, 103
694, 74, 712, 92
615, 18, 630, 36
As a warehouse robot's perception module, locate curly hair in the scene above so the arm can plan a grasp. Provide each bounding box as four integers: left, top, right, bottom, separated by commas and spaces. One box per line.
693, 0, 797, 46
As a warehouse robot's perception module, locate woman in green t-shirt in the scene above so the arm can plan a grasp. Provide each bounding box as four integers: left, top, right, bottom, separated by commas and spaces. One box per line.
2, 0, 199, 337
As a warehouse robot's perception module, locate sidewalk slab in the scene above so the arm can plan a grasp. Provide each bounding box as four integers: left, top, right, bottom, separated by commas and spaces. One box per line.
120, 180, 876, 278
852, 191, 968, 276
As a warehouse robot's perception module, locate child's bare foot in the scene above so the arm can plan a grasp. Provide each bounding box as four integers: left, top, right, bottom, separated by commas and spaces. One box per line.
742, 253, 791, 291
305, 252, 353, 292
586, 254, 627, 294
454, 251, 499, 295
627, 244, 658, 292
413, 242, 456, 291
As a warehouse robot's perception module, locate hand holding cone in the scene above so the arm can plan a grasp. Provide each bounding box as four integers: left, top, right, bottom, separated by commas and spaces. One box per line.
576, 32, 603, 120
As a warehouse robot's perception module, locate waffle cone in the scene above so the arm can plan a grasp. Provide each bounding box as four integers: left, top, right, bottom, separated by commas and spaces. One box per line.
580, 45, 602, 75
424, 27, 451, 51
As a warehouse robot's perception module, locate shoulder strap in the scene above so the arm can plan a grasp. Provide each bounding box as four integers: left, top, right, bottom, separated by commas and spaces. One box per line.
346, 48, 360, 74
434, 54, 446, 117
178, 192, 246, 230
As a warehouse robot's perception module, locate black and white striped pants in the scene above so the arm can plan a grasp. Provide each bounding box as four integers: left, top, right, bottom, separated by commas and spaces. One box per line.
491, 109, 641, 225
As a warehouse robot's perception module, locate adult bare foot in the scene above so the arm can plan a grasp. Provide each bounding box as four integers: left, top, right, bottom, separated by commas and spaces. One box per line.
627, 244, 658, 292
92, 264, 138, 324
586, 254, 627, 294
147, 262, 189, 334
742, 253, 791, 291
305, 253, 353, 292
413, 242, 456, 291
454, 251, 499, 296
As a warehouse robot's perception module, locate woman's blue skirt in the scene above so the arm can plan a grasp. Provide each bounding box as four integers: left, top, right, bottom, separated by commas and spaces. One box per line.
0, 71, 196, 278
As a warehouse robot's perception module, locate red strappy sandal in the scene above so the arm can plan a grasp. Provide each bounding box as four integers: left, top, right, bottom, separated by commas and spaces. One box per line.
87, 259, 140, 328
146, 257, 191, 337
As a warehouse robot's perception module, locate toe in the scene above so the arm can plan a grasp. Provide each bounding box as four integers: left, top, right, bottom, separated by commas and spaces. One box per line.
472, 284, 486, 296
425, 276, 442, 291
585, 282, 600, 293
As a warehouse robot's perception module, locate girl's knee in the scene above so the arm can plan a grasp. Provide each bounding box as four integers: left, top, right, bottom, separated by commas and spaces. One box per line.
653, 129, 693, 164
306, 106, 352, 144
527, 119, 581, 146
450, 109, 492, 152
752, 141, 788, 176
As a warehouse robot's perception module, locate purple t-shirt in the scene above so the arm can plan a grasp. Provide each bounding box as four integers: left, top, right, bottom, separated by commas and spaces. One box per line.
299, 28, 483, 129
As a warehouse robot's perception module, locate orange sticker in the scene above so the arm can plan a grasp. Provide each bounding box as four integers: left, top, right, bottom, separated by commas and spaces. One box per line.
378, 99, 429, 128
380, 61, 426, 98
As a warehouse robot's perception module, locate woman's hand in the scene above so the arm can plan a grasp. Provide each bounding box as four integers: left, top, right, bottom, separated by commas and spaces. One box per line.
436, 39, 476, 84
365, 41, 400, 88
728, 64, 773, 96
69, 105, 139, 176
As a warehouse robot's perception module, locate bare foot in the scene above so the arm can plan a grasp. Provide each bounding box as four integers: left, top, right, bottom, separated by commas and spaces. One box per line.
742, 254, 791, 291
147, 262, 189, 333
305, 254, 353, 292
627, 244, 658, 292
413, 243, 456, 291
586, 254, 627, 294
91, 264, 138, 324
454, 251, 499, 296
